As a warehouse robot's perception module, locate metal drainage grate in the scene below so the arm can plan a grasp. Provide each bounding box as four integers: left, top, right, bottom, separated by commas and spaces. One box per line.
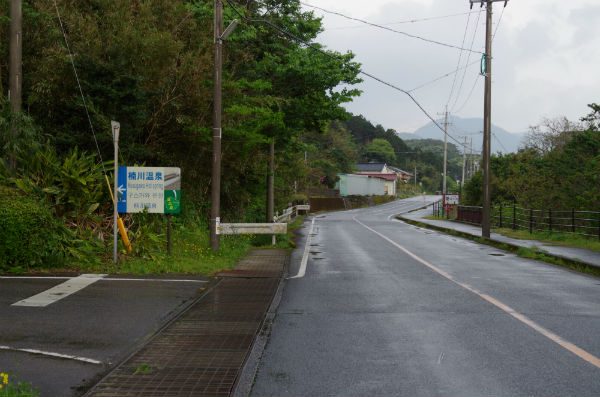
86, 250, 286, 397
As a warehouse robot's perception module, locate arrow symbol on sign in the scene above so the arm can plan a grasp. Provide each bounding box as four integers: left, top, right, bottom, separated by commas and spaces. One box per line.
116, 184, 126, 200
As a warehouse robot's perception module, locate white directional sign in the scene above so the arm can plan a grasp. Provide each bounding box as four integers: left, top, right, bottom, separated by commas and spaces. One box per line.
445, 194, 459, 205
117, 167, 181, 214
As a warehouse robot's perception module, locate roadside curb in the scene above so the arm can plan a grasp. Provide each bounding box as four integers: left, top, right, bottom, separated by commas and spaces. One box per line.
232, 255, 289, 397
397, 215, 600, 274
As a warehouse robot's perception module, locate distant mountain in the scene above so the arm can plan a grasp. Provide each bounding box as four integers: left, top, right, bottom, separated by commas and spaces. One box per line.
401, 117, 525, 154
397, 132, 422, 141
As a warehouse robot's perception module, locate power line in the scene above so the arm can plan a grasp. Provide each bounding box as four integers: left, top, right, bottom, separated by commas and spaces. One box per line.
324, 10, 481, 30
224, 0, 469, 151
446, 10, 473, 108
408, 59, 480, 93
450, 8, 483, 112
492, 5, 506, 40
453, 73, 480, 114
52, 0, 107, 175
300, 2, 484, 55
492, 131, 508, 152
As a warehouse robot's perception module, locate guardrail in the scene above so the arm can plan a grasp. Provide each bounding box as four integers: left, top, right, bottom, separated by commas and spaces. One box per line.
220, 205, 310, 245
273, 204, 310, 223
453, 204, 600, 240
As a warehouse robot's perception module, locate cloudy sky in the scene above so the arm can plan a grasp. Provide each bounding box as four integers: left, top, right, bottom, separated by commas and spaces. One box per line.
300, 0, 600, 137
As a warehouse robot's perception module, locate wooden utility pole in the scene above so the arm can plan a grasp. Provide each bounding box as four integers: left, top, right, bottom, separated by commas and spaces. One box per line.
8, 0, 22, 169
210, 0, 223, 251
267, 140, 275, 223
461, 136, 467, 190
469, 0, 508, 237
470, 137, 474, 178
442, 107, 448, 205
482, 0, 493, 238
210, 4, 237, 251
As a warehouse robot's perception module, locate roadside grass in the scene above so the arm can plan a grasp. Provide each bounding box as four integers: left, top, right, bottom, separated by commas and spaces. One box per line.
418, 217, 600, 253
8, 216, 306, 276
400, 216, 600, 278
101, 231, 255, 275
493, 228, 600, 253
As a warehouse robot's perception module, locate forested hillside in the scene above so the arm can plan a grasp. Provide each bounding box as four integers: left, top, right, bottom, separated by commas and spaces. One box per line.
0, 0, 363, 267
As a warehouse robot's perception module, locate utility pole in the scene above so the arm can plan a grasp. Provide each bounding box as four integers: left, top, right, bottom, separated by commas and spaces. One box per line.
8, 0, 22, 169
461, 136, 467, 191
210, 0, 223, 251
267, 140, 274, 223
440, 107, 449, 206
210, 1, 237, 251
414, 163, 417, 189
470, 0, 507, 238
470, 137, 474, 178
482, 0, 493, 238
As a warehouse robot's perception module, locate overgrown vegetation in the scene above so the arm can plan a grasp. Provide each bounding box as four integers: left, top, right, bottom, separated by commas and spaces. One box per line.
493, 228, 600, 253
462, 104, 600, 210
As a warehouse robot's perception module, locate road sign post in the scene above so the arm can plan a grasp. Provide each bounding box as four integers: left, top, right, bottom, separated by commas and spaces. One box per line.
111, 121, 120, 264
117, 166, 181, 255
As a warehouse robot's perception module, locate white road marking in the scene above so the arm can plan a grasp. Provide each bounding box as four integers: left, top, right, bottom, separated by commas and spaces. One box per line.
354, 216, 600, 370
0, 345, 103, 365
289, 217, 316, 279
101, 278, 207, 283
1, 276, 206, 283
11, 274, 107, 307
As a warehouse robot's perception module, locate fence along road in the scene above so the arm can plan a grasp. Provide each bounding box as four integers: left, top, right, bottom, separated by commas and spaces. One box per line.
248, 196, 600, 397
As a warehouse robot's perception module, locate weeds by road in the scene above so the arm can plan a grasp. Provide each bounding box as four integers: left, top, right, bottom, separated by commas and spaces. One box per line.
493, 228, 600, 253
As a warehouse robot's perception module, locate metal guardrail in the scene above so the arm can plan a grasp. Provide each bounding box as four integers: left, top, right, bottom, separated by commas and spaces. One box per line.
220, 223, 287, 235
453, 204, 600, 240
273, 204, 310, 223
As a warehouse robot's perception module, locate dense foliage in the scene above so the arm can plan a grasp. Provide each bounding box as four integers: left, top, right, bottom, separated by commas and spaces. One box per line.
0, 0, 363, 268
463, 104, 600, 210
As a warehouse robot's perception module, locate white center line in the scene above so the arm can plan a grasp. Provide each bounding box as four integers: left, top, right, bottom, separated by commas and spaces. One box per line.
11, 274, 107, 307
0, 345, 103, 365
289, 217, 316, 279
354, 216, 600, 370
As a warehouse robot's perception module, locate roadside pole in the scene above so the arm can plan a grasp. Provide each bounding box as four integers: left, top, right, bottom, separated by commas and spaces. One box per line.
210, 2, 237, 251
481, 0, 493, 238
111, 121, 120, 264
442, 108, 448, 212
267, 140, 275, 245
8, 0, 22, 169
210, 0, 223, 251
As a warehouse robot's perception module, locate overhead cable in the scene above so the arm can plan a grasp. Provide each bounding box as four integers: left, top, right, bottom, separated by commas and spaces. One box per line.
446, 10, 473, 108
450, 8, 482, 112
52, 0, 107, 174
492, 5, 506, 40
224, 0, 469, 151
407, 59, 480, 93
325, 10, 481, 30
300, 2, 484, 55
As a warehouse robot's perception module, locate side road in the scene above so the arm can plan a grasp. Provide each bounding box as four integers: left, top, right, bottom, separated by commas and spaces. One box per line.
84, 249, 288, 397
400, 207, 600, 270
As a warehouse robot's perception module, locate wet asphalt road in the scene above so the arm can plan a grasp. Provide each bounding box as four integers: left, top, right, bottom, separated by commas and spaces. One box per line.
0, 276, 207, 396
250, 196, 600, 396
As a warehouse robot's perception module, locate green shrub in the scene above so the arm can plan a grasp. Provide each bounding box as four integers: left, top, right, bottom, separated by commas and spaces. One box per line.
0, 186, 62, 269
